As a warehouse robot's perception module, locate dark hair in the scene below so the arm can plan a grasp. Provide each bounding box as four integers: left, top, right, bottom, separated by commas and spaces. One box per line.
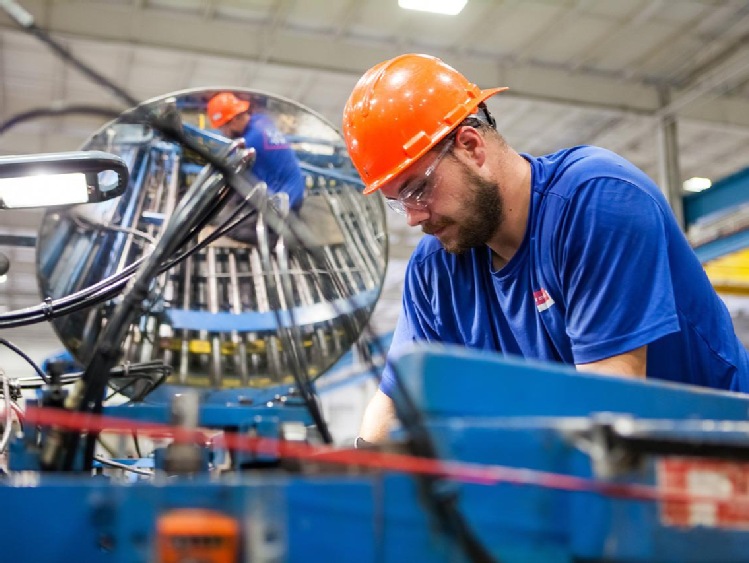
433, 102, 500, 152
462, 102, 496, 131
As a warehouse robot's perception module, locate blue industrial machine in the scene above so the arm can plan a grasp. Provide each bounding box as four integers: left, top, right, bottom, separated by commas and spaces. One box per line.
4, 345, 749, 562
2, 3, 749, 562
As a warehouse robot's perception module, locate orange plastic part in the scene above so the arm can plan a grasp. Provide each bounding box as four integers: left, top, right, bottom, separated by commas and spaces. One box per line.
156, 508, 240, 563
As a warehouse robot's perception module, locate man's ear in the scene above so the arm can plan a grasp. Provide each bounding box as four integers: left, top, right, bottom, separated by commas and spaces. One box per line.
454, 126, 486, 167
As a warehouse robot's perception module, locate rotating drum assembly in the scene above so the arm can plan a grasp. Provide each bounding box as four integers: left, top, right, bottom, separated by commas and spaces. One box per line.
35, 89, 388, 394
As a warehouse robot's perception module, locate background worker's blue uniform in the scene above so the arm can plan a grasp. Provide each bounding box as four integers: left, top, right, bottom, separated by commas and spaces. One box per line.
217, 112, 306, 245
239, 112, 305, 211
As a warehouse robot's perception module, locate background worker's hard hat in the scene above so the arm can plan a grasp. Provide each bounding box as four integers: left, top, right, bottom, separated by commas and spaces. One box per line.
342, 53, 508, 195
207, 92, 251, 128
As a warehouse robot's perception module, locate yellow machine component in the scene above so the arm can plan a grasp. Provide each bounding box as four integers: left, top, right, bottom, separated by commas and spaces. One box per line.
158, 334, 341, 355
703, 248, 749, 296
159, 338, 268, 355
165, 373, 302, 389
157, 336, 323, 387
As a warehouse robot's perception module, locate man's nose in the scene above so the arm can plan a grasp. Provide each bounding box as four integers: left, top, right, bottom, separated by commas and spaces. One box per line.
405, 206, 429, 227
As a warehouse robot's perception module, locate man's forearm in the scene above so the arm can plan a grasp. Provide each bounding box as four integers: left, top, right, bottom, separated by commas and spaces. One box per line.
359, 389, 397, 443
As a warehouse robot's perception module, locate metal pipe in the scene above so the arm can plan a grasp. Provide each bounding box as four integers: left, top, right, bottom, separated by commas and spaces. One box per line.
206, 247, 222, 388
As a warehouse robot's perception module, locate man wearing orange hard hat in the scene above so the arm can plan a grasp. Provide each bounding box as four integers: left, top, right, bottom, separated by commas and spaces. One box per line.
342, 53, 749, 445
207, 92, 305, 244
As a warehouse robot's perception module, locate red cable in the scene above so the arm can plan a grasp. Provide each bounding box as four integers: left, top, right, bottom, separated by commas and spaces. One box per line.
21, 405, 749, 509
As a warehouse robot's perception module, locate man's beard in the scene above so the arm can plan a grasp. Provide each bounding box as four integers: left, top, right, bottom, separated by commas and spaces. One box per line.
423, 165, 503, 255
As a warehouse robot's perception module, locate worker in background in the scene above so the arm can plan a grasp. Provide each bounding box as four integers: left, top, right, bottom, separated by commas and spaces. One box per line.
342, 53, 749, 444
206, 92, 305, 245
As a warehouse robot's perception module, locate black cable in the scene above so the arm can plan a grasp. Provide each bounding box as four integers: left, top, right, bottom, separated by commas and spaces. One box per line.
0, 183, 239, 329
14, 361, 171, 400
0, 186, 318, 328
71, 159, 244, 470
0, 198, 239, 330
0, 338, 49, 383
105, 363, 170, 402
132, 430, 142, 459
0, 256, 143, 328
388, 356, 496, 563
0, 105, 123, 135
105, 378, 145, 401
128, 371, 168, 404
19, 21, 141, 110
341, 320, 496, 562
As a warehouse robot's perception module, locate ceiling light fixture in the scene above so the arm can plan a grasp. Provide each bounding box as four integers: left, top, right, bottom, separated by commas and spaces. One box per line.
0, 151, 129, 209
398, 0, 468, 16
683, 177, 712, 193
0, 173, 90, 208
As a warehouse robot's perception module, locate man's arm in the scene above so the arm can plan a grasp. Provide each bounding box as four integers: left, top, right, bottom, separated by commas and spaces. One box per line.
361, 345, 646, 445
558, 178, 680, 371
576, 345, 647, 378
358, 389, 397, 443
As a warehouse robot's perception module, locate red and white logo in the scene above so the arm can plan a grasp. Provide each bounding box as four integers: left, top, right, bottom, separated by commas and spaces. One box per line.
533, 288, 555, 312
658, 458, 749, 529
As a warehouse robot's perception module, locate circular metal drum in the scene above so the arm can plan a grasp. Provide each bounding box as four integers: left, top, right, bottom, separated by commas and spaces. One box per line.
36, 89, 387, 394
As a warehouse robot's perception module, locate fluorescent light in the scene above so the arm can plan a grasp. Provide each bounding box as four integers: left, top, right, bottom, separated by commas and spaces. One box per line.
0, 275, 6, 284
399, 0, 467, 16
0, 173, 89, 208
683, 177, 712, 193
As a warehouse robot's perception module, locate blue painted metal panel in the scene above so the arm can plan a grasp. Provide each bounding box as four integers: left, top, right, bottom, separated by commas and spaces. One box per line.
394, 345, 749, 421
0, 480, 114, 562
105, 401, 313, 427
693, 228, 749, 263
166, 289, 378, 331
287, 479, 380, 563
684, 166, 749, 228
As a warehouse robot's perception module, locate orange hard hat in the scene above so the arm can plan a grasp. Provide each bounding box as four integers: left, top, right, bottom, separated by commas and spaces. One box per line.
207, 92, 251, 128
342, 54, 508, 194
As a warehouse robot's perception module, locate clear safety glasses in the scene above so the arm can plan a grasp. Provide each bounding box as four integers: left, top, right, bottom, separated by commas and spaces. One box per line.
386, 137, 454, 216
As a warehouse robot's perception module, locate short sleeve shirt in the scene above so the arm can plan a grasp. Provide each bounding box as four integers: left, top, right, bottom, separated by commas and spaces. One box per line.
241, 113, 305, 210
381, 146, 749, 396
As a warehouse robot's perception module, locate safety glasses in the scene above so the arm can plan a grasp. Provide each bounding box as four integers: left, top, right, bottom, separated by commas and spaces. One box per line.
386, 137, 454, 216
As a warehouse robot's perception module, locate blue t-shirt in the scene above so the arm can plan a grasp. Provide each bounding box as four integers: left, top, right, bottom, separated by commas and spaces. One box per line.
382, 146, 749, 396
241, 113, 305, 210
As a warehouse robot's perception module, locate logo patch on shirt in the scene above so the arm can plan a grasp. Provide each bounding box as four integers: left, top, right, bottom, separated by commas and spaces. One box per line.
533, 288, 555, 312
263, 127, 290, 148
